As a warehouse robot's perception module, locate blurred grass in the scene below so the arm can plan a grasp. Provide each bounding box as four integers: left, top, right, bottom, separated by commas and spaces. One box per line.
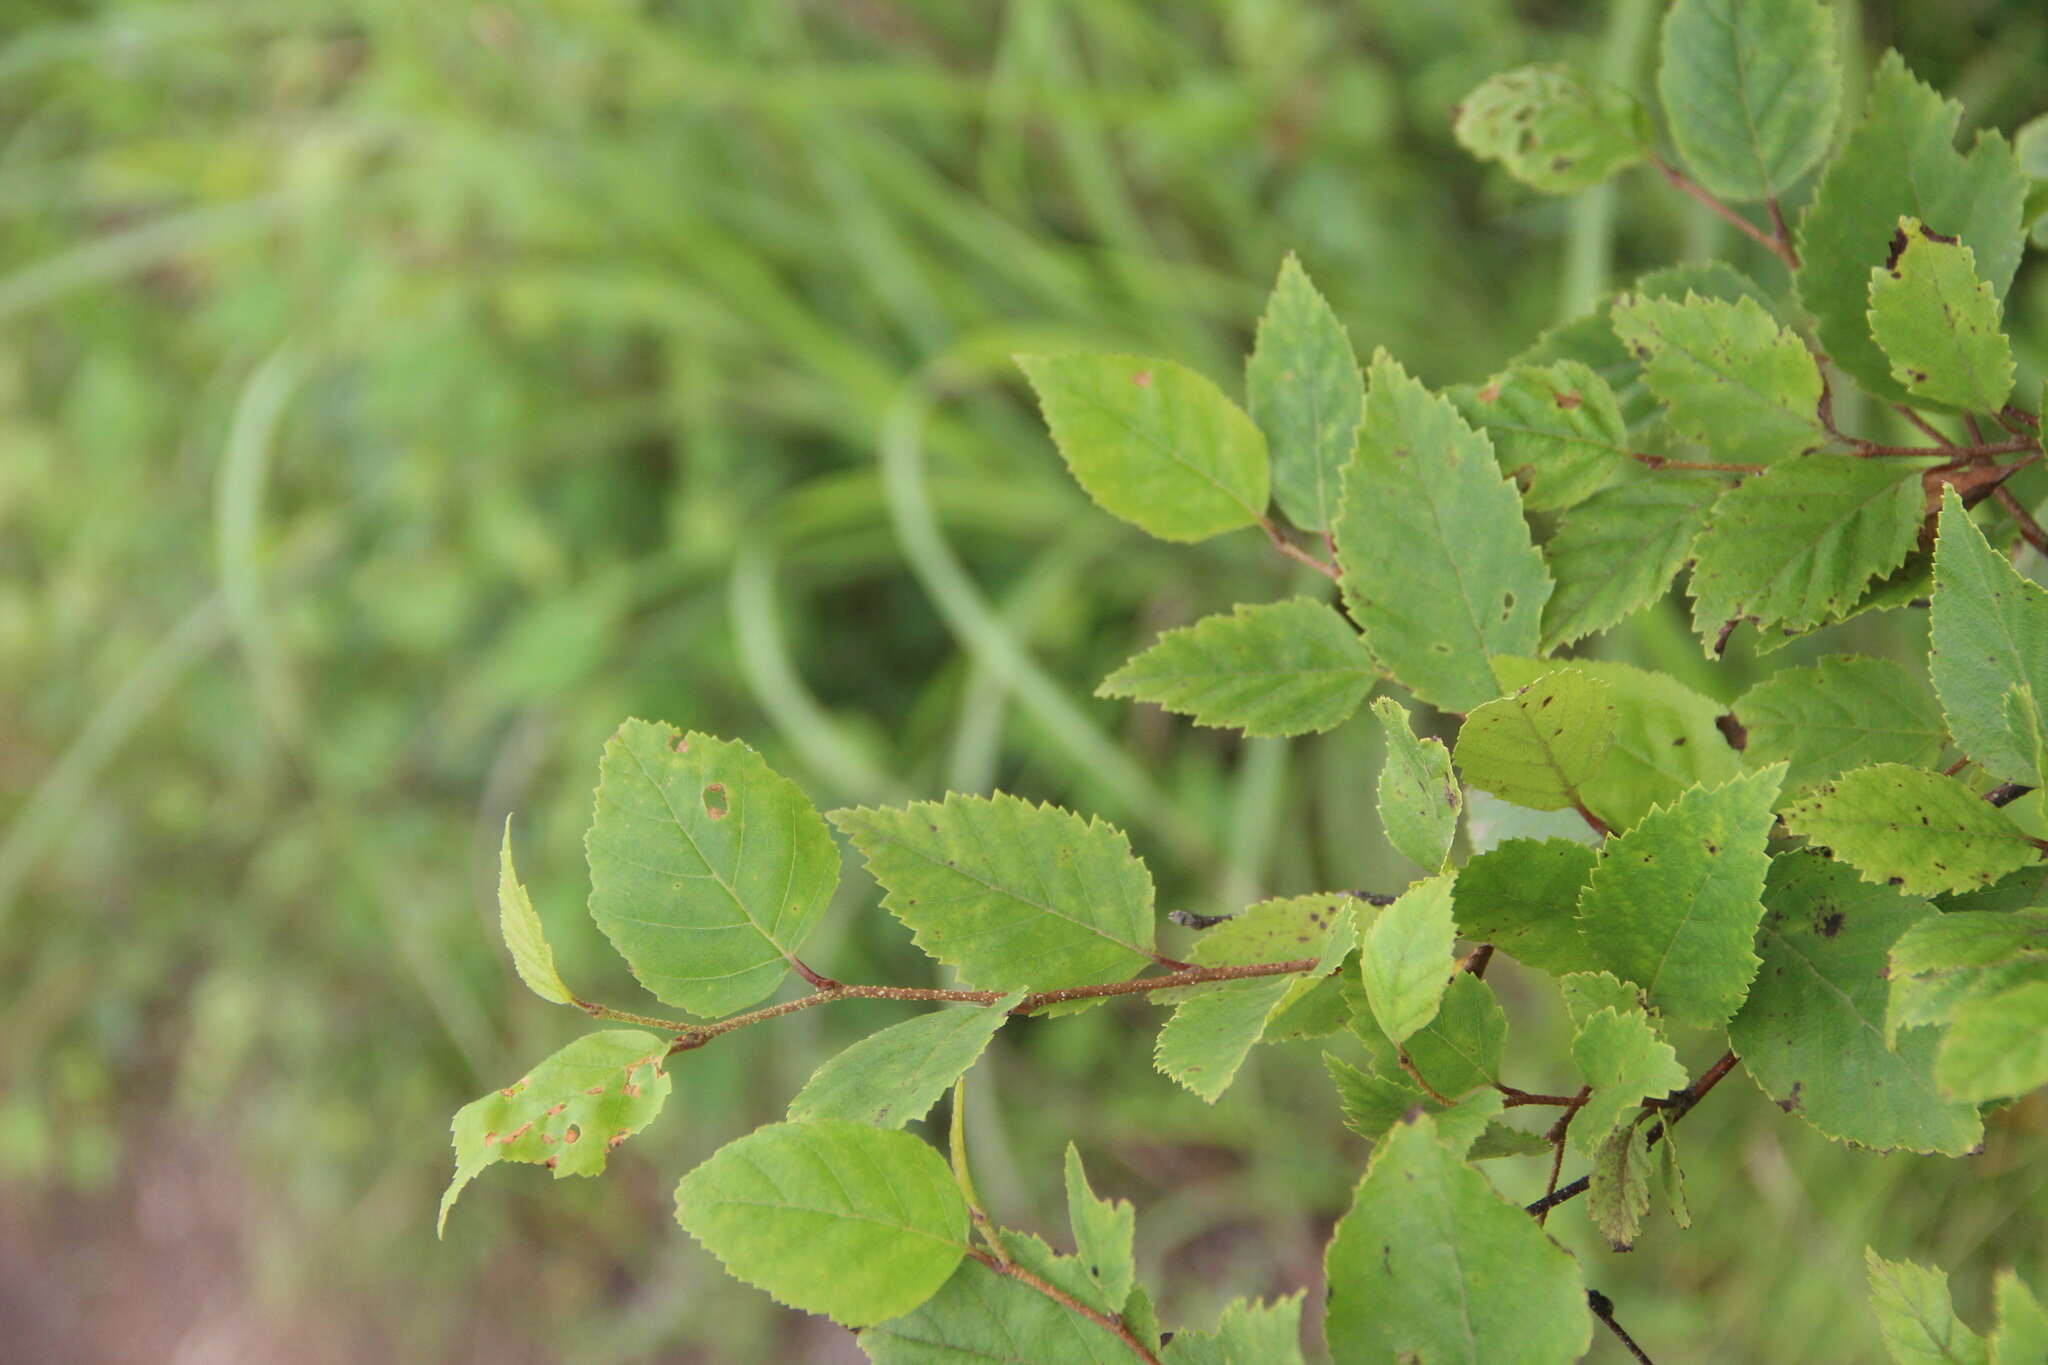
2, 0, 2047, 1360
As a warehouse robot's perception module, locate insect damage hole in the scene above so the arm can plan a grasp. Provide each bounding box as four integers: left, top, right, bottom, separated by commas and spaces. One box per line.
703, 783, 729, 819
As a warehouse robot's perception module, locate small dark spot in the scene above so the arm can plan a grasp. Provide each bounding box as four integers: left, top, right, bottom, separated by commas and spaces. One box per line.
1673, 736, 1688, 747
1776, 1081, 1804, 1113
1554, 391, 1583, 410
1717, 714, 1749, 750
1883, 226, 1910, 271
1919, 224, 1959, 246
1819, 912, 1844, 938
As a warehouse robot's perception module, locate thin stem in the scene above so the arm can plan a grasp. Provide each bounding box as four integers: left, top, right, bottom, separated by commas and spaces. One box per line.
1496, 1084, 1585, 1108
1765, 198, 1798, 269
1850, 438, 2034, 459
1966, 415, 1988, 446
2002, 405, 2040, 430
1590, 1290, 1657, 1365
1996, 486, 2048, 558
1632, 451, 1765, 475
791, 957, 842, 991
1896, 405, 1957, 447
1399, 1050, 1458, 1107
1647, 153, 1795, 268
1258, 516, 1342, 582
1535, 1086, 1591, 1227
967, 1249, 1162, 1364
1526, 1052, 1738, 1217
1574, 801, 1611, 837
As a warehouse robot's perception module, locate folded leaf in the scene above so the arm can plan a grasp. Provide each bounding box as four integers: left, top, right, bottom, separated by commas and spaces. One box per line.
1587, 1119, 1653, 1252
497, 818, 575, 1007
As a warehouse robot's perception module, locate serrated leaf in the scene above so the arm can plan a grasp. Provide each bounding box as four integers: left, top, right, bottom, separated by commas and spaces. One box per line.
1610, 292, 1826, 463
1560, 971, 1643, 1027
788, 993, 1023, 1129
1868, 217, 2017, 413
1867, 1248, 1991, 1365
1335, 351, 1552, 713
1099, 599, 1374, 738
1657, 1125, 1691, 1230
1492, 657, 1745, 832
1587, 1119, 1653, 1252
1404, 972, 1507, 1099
586, 722, 840, 1017
1323, 1054, 1507, 1156
496, 819, 575, 1007
1062, 1146, 1136, 1315
1454, 667, 1614, 812
1728, 853, 1982, 1154
1541, 472, 1725, 650
1935, 979, 2048, 1104
1782, 763, 2040, 896
858, 1255, 1129, 1364
1735, 656, 1947, 791
1454, 839, 1600, 976
1797, 52, 2027, 407
1324, 1112, 1593, 1364
1991, 1272, 2048, 1365
1452, 360, 1633, 512
830, 793, 1155, 992
1887, 910, 2048, 1043
440, 1030, 671, 1235
1248, 255, 1363, 533
1016, 353, 1268, 543
1658, 0, 1840, 201
1372, 697, 1462, 870
1569, 1009, 1686, 1155
1576, 765, 1784, 1028
1361, 872, 1457, 1045
1689, 456, 1934, 646
1453, 64, 1650, 194
1931, 486, 2048, 786
676, 1120, 967, 1327
1162, 1294, 1306, 1365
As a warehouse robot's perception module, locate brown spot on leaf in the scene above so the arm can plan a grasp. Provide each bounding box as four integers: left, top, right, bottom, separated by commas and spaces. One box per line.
1554, 391, 1582, 410
1477, 381, 1502, 403
1884, 226, 1910, 272
1819, 911, 1845, 938
1132, 370, 1153, 388
703, 783, 728, 819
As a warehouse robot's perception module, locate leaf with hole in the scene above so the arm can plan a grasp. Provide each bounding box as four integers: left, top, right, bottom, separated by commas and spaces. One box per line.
1868, 217, 2016, 414
1453, 64, 1650, 194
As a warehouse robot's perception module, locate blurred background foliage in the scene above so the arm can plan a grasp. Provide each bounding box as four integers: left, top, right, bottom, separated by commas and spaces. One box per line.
3, 0, 2047, 1360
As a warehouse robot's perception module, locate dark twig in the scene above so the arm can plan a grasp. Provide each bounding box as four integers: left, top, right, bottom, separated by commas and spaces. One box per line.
1995, 486, 2048, 559
1764, 198, 1798, 270
1589, 1290, 1657, 1365
1526, 1053, 1738, 1217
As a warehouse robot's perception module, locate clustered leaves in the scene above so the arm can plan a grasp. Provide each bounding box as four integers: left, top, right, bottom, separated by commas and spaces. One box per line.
440, 3, 2048, 1360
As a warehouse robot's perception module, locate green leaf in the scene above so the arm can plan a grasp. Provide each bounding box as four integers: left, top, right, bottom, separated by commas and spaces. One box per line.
1452, 360, 1632, 512
1361, 872, 1457, 1045
1609, 292, 1826, 464
1569, 1008, 1686, 1155
1016, 353, 1268, 543
1492, 657, 1745, 832
1453, 64, 1650, 194
1782, 764, 2040, 897
1323, 1055, 1508, 1156
1560, 970, 1644, 1027
1404, 972, 1507, 1099
440, 1030, 671, 1236
1335, 351, 1552, 713
1991, 1272, 2048, 1365
1867, 1247, 1991, 1365
1935, 979, 2048, 1104
1735, 656, 1948, 791
1689, 456, 1934, 646
1162, 1295, 1307, 1365
1887, 910, 2048, 1042
1540, 472, 1725, 650
1931, 485, 2048, 786
1099, 599, 1374, 738
830, 793, 1155, 992
1868, 217, 2017, 413
1062, 1146, 1136, 1315
1576, 765, 1785, 1028
1454, 667, 1615, 812
1323, 1112, 1593, 1364
676, 1120, 967, 1327
1797, 52, 2027, 407
1586, 1119, 1653, 1252
1727, 853, 1983, 1154
1453, 838, 1599, 976
1248, 255, 1363, 533
787, 993, 1023, 1129
858, 1256, 1129, 1363
1657, 1125, 1692, 1231
586, 722, 840, 1017
1372, 697, 1462, 870
1658, 0, 1840, 201
497, 818, 575, 1007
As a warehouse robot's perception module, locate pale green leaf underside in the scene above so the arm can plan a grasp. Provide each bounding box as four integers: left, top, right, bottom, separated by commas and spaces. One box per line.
1453, 359, 1632, 512
1569, 1007, 1686, 1155
1588, 1120, 1654, 1251
1689, 456, 1933, 647
1454, 666, 1614, 812
1248, 254, 1363, 533
859, 1256, 1129, 1363
831, 792, 1155, 993
1372, 696, 1462, 870
498, 819, 575, 1006
1782, 763, 2039, 896
1540, 472, 1724, 650
1361, 872, 1457, 1045
441, 1030, 671, 1235
1727, 853, 1982, 1154
1323, 1113, 1593, 1364
1336, 350, 1552, 713
676, 1120, 968, 1327
1453, 838, 1599, 976
1936, 979, 2048, 1104
1017, 352, 1269, 543
1576, 765, 1785, 1028
1063, 1145, 1137, 1314
1658, 0, 1840, 201
586, 722, 840, 1017
1797, 52, 2026, 407
1453, 64, 1649, 194
1868, 217, 2016, 413
1098, 598, 1374, 738
1867, 1247, 1991, 1365
1610, 292, 1826, 464
1931, 486, 2048, 786
1735, 656, 1947, 791
787, 993, 1023, 1129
